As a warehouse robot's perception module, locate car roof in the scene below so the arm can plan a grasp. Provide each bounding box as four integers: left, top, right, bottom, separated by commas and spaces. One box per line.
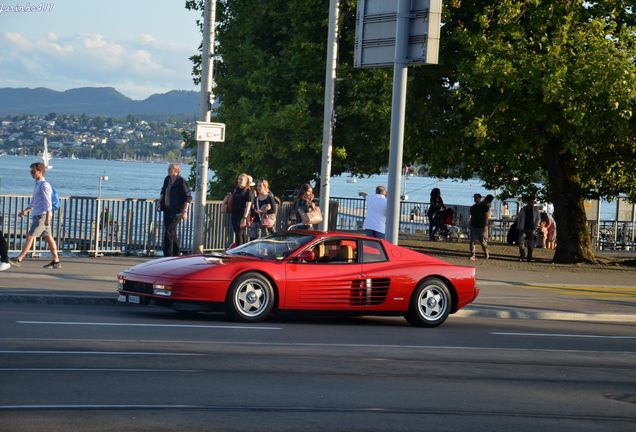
287, 230, 381, 241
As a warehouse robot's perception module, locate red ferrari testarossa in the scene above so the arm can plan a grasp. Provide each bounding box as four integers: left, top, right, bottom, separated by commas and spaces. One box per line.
117, 231, 478, 327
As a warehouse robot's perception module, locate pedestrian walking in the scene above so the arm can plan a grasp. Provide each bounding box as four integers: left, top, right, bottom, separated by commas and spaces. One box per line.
10, 162, 61, 268
158, 163, 192, 257
469, 193, 490, 261
427, 188, 445, 240
251, 179, 278, 239
517, 196, 541, 262
545, 213, 557, 250
231, 173, 255, 245
294, 183, 321, 230
359, 185, 387, 239
0, 229, 10, 271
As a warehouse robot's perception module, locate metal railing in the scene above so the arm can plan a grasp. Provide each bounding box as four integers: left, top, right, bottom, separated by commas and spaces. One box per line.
3, 194, 632, 254
0, 195, 339, 256
332, 197, 472, 237
588, 220, 636, 252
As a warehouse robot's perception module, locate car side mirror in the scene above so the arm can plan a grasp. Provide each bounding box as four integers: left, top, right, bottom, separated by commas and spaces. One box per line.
294, 249, 315, 262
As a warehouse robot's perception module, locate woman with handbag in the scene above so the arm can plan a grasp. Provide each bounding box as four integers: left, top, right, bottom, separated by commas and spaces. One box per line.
230, 173, 255, 246
294, 183, 322, 230
250, 179, 278, 239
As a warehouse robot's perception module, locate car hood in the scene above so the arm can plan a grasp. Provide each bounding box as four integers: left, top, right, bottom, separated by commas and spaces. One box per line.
123, 254, 256, 278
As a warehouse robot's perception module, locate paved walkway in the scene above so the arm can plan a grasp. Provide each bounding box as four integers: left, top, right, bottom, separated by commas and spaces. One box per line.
1, 247, 635, 323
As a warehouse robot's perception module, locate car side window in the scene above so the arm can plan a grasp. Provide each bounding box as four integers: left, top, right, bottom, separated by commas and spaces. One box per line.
308, 239, 358, 264
336, 240, 357, 263
361, 240, 387, 263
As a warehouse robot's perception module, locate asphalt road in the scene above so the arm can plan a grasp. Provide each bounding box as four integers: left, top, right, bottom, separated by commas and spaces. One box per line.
1, 303, 635, 432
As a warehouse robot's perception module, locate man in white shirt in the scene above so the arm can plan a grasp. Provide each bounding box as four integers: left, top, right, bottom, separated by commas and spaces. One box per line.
359, 186, 387, 239
10, 162, 61, 269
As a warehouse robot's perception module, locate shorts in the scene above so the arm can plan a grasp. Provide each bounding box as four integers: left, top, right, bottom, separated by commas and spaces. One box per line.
470, 227, 487, 245
28, 214, 52, 238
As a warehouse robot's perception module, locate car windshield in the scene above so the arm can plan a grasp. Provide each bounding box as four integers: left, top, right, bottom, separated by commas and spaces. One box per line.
226, 232, 315, 260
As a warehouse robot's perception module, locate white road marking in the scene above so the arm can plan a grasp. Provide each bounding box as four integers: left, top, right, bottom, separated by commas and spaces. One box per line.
0, 273, 114, 282
17, 321, 281, 330
0, 350, 202, 356
1, 338, 634, 355
0, 368, 199, 372
0, 404, 201, 410
492, 332, 636, 340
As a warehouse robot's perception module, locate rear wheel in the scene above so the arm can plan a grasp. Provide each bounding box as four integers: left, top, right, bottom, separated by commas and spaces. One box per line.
406, 278, 451, 327
225, 272, 275, 322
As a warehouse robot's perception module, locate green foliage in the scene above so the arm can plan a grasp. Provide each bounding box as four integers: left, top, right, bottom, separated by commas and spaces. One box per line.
187, 0, 393, 198
186, 0, 635, 261
419, 0, 636, 202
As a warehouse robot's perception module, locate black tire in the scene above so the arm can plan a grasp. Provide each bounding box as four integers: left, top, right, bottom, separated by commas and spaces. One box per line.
406, 278, 451, 327
225, 272, 275, 322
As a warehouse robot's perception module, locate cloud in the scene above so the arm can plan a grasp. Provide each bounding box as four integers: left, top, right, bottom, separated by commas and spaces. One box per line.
139, 34, 155, 43
4, 31, 34, 50
0, 31, 197, 99
137, 32, 193, 53
35, 32, 74, 56
80, 34, 125, 66
131, 49, 164, 74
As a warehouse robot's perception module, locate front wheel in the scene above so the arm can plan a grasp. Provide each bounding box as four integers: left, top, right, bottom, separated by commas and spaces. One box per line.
406, 278, 451, 327
226, 272, 275, 322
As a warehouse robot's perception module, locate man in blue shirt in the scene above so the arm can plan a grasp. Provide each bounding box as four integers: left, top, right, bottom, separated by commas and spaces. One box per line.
10, 162, 61, 269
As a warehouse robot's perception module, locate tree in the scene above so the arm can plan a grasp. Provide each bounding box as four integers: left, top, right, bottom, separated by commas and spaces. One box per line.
186, 0, 635, 263
414, 0, 636, 263
186, 0, 393, 198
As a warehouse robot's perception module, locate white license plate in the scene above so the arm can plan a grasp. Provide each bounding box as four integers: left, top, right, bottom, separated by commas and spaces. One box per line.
128, 295, 141, 304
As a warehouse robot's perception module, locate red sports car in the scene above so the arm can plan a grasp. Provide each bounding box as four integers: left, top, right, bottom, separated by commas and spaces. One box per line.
117, 231, 478, 327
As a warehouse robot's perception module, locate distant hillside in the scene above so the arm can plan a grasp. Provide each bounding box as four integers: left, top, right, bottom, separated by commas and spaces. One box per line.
0, 87, 201, 118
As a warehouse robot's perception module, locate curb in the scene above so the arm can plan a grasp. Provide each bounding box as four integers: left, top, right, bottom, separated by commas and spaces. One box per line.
456, 306, 636, 323
1, 293, 635, 323
0, 294, 117, 306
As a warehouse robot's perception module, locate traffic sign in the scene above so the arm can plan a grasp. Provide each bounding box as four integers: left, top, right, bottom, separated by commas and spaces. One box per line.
354, 0, 442, 68
195, 121, 225, 142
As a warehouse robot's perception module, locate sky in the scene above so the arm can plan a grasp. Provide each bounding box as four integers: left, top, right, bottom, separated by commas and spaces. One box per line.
0, 0, 203, 99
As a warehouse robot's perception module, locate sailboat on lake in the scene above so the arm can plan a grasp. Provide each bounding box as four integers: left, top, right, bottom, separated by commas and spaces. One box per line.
42, 136, 53, 169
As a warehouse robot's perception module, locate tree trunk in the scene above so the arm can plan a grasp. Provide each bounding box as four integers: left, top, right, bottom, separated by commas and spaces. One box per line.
544, 140, 597, 264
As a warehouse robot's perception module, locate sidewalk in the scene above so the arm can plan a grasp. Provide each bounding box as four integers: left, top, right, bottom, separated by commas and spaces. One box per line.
1, 249, 635, 323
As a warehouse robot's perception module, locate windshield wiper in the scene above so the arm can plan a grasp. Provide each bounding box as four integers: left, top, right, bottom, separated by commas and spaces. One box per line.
233, 251, 257, 257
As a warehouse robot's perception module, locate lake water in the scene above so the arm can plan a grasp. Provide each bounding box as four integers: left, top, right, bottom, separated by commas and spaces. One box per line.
0, 155, 619, 219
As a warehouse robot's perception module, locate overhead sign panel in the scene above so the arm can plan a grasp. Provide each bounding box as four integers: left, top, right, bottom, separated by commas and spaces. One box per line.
354, 0, 442, 68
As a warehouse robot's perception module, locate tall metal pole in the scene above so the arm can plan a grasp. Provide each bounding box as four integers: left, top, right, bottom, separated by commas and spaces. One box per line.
192, 0, 216, 254
595, 199, 602, 251
95, 175, 107, 257
385, 0, 410, 244
318, 0, 340, 231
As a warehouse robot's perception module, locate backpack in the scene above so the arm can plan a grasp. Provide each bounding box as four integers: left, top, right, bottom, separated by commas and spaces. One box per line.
51, 187, 60, 212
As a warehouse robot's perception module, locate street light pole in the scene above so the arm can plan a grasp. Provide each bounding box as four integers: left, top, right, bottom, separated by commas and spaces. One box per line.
385, 0, 410, 244
95, 174, 108, 257
192, 0, 217, 254
318, 0, 340, 231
